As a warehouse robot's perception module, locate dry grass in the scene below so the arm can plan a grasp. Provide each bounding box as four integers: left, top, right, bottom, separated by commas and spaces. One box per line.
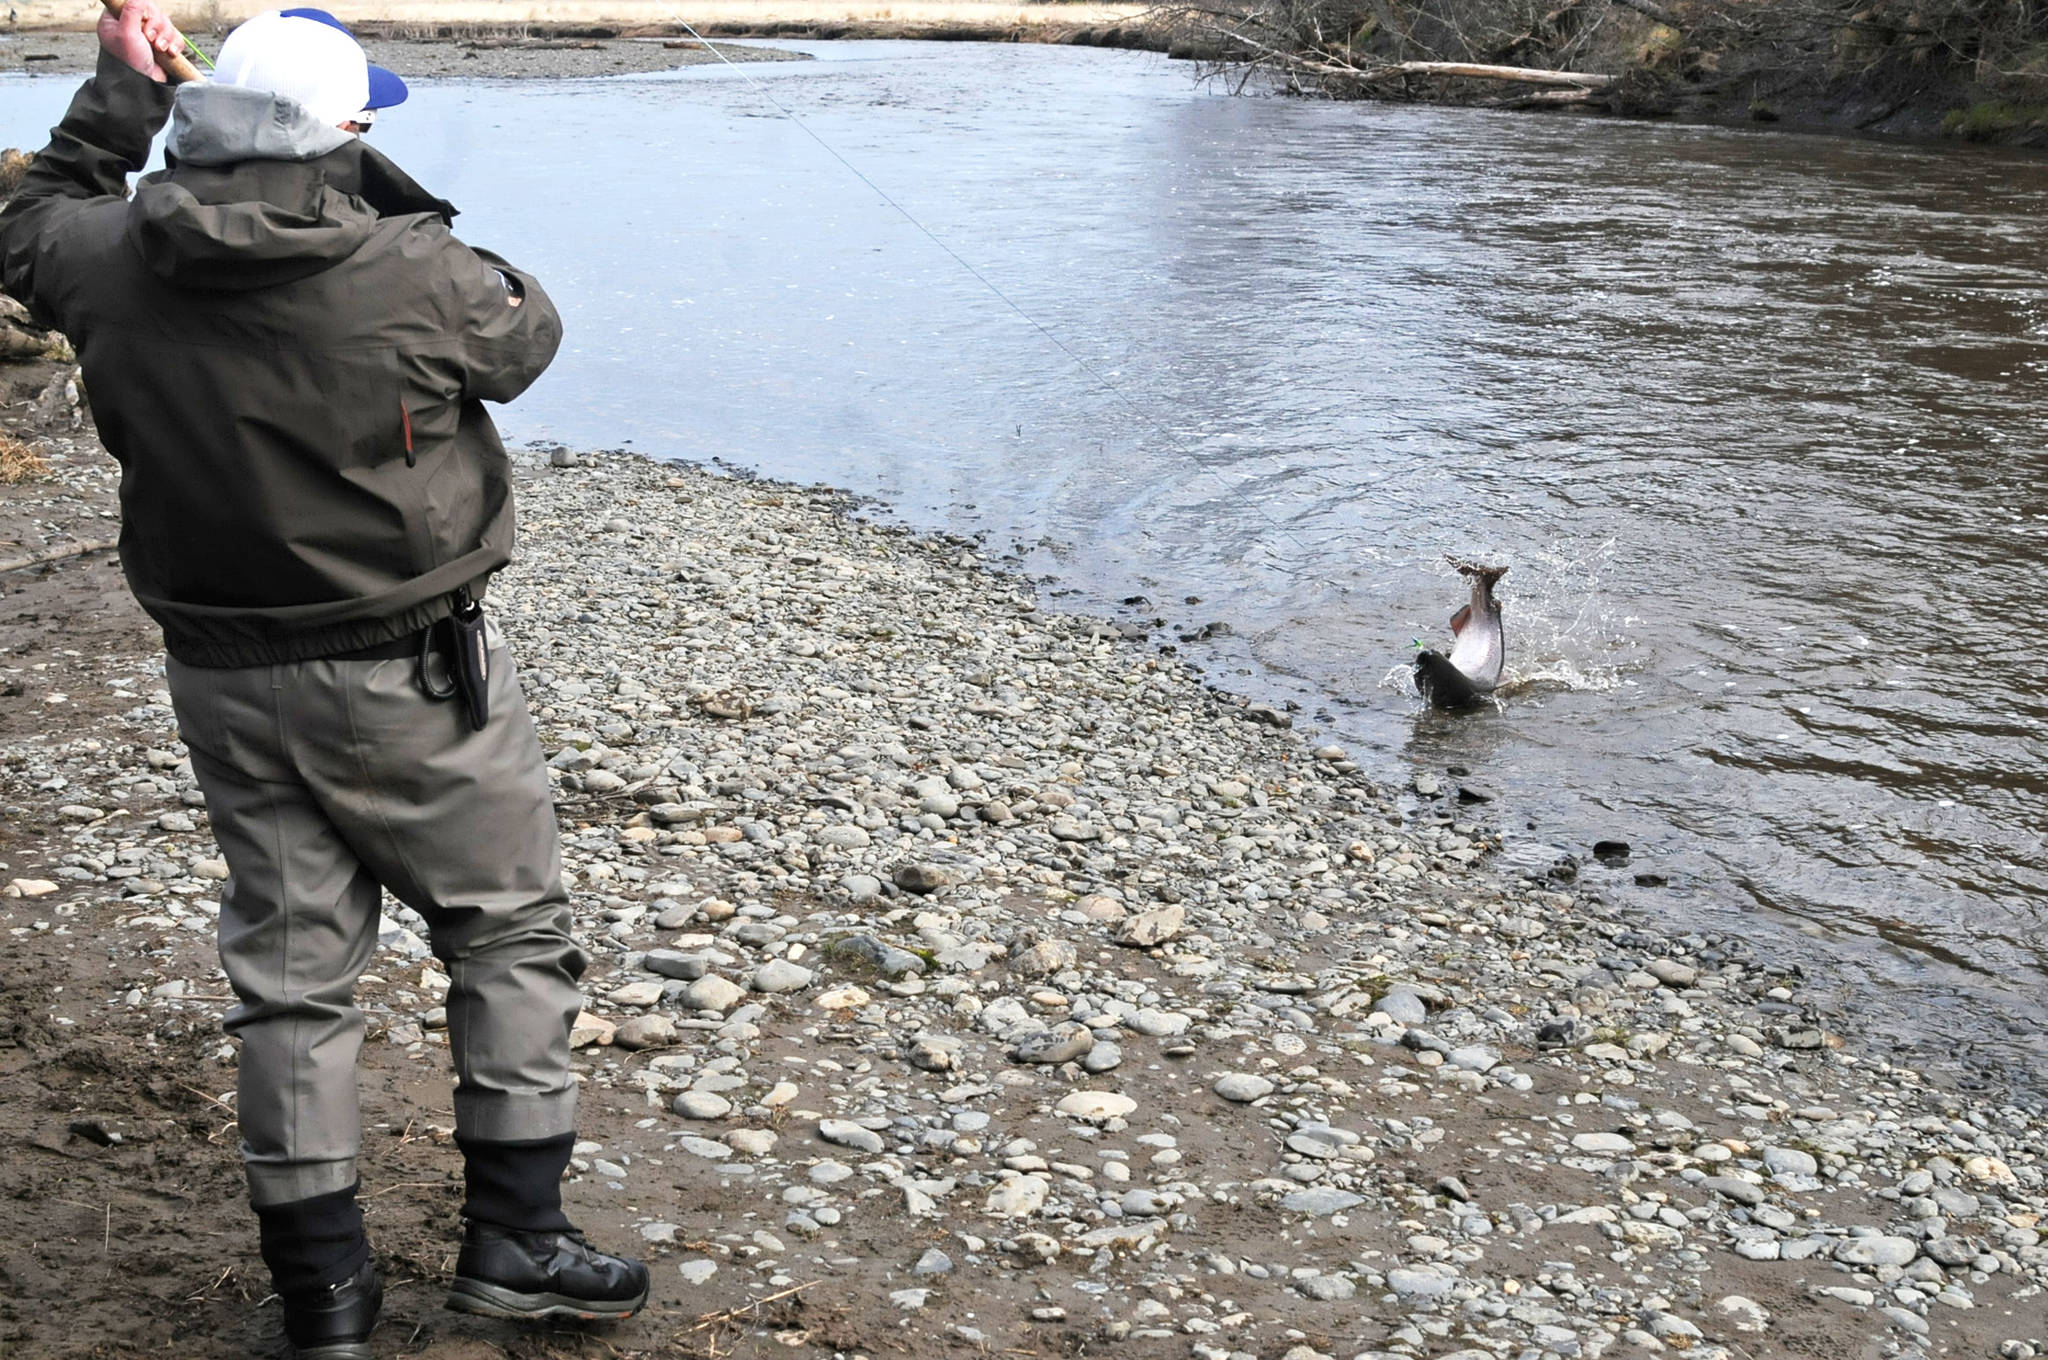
0, 149, 32, 203
0, 435, 50, 485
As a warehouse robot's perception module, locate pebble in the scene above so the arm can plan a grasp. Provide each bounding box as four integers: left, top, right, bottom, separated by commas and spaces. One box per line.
1214, 1073, 1275, 1102
818, 1119, 885, 1155
1112, 903, 1185, 947
673, 1091, 732, 1120
612, 1014, 675, 1049
1571, 1132, 1634, 1156
644, 949, 708, 980
1013, 1023, 1093, 1065
1374, 987, 1428, 1025
683, 975, 745, 1012
726, 1129, 778, 1156
1082, 1042, 1123, 1073
1281, 1188, 1364, 1216
1835, 1235, 1921, 1268
1054, 1091, 1136, 1122
750, 959, 814, 993
1763, 1145, 1819, 1177
985, 1175, 1050, 1218
1699, 1175, 1765, 1207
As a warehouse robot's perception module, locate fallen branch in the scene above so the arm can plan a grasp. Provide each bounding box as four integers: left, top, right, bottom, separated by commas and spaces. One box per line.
1492, 86, 1604, 106
0, 539, 118, 574
1368, 60, 1618, 86
1608, 0, 1683, 27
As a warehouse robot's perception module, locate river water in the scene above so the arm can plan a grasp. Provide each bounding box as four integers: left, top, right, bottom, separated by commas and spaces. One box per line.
4, 42, 2045, 1087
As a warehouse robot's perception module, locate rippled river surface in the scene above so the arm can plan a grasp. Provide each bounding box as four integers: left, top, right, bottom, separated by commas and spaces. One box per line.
6, 42, 2046, 1084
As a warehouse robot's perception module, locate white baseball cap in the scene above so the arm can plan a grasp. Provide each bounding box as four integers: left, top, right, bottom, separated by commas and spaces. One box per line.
213, 11, 373, 128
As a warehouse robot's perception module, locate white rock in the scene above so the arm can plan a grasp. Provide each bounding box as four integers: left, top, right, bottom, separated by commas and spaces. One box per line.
984, 1175, 1049, 1218
673, 1091, 732, 1120
751, 959, 814, 993
1214, 1073, 1275, 1103
1055, 1091, 1136, 1122
1571, 1132, 1634, 1155
683, 975, 745, 1011
818, 1118, 885, 1154
1113, 904, 1185, 948
1835, 1236, 1920, 1269
726, 1128, 778, 1156
1715, 1296, 1770, 1333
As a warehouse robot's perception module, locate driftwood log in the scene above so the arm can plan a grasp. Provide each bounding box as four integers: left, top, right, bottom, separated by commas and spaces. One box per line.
1368, 60, 1617, 86
0, 539, 120, 575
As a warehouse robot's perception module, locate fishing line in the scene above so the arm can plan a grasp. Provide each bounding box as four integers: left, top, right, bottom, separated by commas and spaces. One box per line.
648, 13, 1365, 600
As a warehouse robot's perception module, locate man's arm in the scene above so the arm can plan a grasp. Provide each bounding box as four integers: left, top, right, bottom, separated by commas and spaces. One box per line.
0, 5, 180, 319
442, 243, 565, 405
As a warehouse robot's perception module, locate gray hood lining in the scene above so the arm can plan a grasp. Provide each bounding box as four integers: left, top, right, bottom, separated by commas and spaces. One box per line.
166, 82, 355, 166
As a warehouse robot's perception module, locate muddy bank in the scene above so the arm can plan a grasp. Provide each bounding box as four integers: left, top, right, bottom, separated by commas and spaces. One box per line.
1159, 0, 2048, 147
0, 28, 810, 79
3, 371, 2046, 1358
1, 0, 1161, 57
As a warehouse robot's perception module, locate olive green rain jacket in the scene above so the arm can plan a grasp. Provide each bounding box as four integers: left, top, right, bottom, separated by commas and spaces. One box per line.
0, 52, 561, 667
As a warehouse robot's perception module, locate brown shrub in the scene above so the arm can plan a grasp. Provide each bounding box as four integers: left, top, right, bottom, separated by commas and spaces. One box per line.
0, 434, 49, 484
0, 149, 31, 202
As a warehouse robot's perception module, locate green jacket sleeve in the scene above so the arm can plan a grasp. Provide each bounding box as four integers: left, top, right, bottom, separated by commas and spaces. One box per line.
0, 49, 176, 325
442, 241, 564, 404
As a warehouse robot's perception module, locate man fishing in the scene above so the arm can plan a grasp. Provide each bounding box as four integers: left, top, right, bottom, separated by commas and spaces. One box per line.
0, 4, 647, 1356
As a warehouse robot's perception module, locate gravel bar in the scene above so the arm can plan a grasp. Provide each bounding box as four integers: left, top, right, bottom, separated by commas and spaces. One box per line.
2, 443, 2044, 1359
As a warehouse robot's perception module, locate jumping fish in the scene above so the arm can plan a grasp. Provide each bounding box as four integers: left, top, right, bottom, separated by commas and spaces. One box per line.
1414, 561, 1507, 709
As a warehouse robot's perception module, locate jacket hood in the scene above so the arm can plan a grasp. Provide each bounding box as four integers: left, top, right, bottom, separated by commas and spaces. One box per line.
128, 175, 380, 291
130, 89, 458, 292
165, 81, 355, 166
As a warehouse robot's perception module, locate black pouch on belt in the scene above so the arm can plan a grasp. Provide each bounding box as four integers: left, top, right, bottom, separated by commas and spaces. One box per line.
417, 588, 491, 732
447, 588, 491, 731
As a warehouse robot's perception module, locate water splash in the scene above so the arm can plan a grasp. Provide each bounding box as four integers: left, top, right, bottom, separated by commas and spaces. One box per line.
1399, 540, 1639, 699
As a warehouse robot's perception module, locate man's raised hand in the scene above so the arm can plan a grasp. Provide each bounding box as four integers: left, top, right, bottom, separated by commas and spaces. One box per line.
97, 0, 184, 83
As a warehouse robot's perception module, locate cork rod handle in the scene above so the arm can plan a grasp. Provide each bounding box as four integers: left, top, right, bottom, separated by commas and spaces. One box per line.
100, 0, 206, 85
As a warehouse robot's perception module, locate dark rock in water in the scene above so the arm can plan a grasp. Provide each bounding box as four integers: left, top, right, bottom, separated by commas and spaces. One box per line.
1456, 782, 1498, 804
1594, 840, 1631, 865
1633, 872, 1670, 888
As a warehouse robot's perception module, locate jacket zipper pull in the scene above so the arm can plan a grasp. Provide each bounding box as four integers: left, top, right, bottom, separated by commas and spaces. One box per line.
401, 402, 415, 468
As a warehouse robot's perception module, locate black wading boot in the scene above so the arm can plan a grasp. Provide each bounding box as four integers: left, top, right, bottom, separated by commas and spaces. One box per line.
281, 1259, 382, 1360
445, 1222, 651, 1321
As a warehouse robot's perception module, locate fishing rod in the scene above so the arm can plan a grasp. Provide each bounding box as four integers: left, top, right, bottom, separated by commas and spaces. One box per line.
99, 0, 207, 84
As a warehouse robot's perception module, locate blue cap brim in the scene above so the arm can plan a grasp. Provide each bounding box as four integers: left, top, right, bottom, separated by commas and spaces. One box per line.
365, 64, 408, 110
